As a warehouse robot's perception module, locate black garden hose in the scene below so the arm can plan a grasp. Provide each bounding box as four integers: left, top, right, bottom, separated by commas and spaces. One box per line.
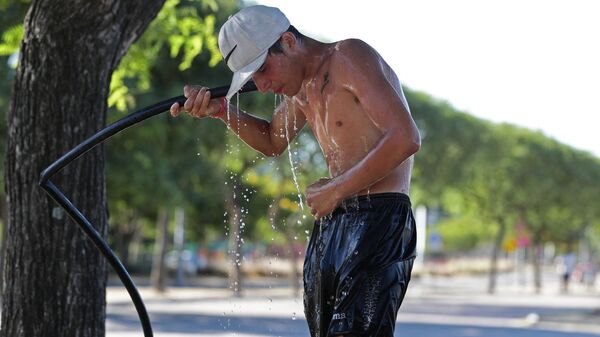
39, 81, 257, 337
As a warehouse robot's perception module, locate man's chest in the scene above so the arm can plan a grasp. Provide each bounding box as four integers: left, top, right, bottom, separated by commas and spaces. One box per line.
294, 83, 373, 159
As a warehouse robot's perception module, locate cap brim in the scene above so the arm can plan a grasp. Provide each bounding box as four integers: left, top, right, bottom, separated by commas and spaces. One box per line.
226, 51, 268, 100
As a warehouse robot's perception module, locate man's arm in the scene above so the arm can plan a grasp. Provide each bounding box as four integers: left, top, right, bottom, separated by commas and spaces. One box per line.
171, 85, 307, 157
216, 98, 307, 156
306, 40, 420, 217
334, 41, 420, 197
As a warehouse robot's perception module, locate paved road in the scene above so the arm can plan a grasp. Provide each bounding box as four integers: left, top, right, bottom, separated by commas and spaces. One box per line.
106, 274, 600, 337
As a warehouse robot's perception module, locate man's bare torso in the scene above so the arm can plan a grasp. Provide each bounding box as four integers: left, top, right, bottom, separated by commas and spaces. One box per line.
291, 40, 414, 196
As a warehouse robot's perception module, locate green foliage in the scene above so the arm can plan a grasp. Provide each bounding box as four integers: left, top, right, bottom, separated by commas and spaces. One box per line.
0, 0, 29, 9
0, 25, 23, 58
407, 86, 600, 254
0, 0, 29, 27
105, 0, 241, 251
407, 88, 490, 207
0, 0, 29, 66
109, 0, 222, 111
435, 214, 492, 252
1, 0, 599, 261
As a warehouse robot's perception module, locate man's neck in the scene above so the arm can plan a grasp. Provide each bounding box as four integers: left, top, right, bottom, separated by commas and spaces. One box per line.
300, 38, 333, 82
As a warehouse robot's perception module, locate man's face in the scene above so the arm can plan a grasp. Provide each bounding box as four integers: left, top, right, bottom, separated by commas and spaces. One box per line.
252, 48, 303, 97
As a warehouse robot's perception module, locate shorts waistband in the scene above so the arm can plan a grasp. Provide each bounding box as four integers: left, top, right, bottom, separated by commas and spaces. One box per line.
332, 192, 411, 216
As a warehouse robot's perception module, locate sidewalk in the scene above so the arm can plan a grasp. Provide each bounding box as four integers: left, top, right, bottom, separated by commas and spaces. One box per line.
411, 272, 600, 333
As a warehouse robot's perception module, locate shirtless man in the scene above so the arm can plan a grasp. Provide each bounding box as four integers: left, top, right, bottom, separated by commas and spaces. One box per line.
170, 6, 420, 337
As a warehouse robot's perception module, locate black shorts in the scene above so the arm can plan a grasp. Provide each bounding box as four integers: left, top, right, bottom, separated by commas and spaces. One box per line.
303, 193, 417, 337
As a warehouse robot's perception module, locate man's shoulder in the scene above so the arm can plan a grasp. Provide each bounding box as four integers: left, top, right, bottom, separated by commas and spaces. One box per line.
330, 39, 379, 68
333, 38, 374, 55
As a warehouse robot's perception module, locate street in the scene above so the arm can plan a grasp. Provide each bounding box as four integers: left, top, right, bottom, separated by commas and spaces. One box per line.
106, 270, 600, 337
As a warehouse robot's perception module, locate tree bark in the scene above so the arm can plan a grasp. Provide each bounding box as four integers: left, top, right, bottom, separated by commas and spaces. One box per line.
1, 1, 164, 336
0, 196, 7, 295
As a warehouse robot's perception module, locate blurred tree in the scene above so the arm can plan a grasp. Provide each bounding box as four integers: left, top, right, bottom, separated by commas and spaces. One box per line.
406, 88, 485, 207
407, 87, 600, 294
462, 124, 526, 293
103, 0, 236, 285
513, 133, 595, 293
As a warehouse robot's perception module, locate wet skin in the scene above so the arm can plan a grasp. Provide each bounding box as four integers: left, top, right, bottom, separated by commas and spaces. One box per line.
170, 32, 421, 220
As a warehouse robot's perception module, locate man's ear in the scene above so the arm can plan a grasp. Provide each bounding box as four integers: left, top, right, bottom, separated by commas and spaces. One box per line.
280, 32, 297, 51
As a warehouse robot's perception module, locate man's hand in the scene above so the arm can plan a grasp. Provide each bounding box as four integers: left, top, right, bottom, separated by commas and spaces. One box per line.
170, 85, 223, 118
305, 178, 342, 219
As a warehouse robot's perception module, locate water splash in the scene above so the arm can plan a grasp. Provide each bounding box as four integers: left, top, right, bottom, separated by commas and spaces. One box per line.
282, 99, 305, 213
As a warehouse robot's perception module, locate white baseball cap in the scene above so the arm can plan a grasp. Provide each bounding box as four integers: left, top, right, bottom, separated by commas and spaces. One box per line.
218, 5, 290, 100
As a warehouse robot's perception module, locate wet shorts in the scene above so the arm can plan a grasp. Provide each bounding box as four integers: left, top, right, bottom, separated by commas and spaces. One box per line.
303, 193, 416, 337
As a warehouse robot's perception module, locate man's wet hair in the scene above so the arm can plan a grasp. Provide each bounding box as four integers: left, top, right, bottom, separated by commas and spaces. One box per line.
268, 25, 303, 54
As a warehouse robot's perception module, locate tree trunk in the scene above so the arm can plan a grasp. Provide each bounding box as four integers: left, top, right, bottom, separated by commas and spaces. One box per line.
532, 237, 543, 294
173, 207, 186, 286
1, 1, 164, 336
487, 220, 506, 294
151, 208, 169, 292
225, 184, 243, 297
268, 197, 302, 297
0, 196, 7, 296
284, 223, 301, 297
114, 216, 138, 267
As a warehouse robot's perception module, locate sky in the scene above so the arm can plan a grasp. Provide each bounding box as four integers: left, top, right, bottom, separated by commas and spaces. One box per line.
255, 0, 600, 158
